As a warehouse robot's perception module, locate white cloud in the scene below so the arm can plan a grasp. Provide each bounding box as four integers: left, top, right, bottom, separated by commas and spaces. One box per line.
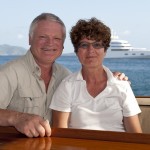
17, 33, 24, 39
122, 30, 131, 36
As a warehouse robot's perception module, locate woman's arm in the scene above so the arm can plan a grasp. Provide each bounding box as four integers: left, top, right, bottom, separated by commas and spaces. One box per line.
52, 110, 70, 128
123, 115, 142, 133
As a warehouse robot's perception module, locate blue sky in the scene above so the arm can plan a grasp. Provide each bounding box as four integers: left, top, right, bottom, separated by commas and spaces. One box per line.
0, 0, 150, 53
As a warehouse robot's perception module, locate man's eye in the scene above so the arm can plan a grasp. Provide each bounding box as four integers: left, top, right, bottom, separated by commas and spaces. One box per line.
40, 36, 46, 39
54, 38, 61, 41
39, 36, 48, 40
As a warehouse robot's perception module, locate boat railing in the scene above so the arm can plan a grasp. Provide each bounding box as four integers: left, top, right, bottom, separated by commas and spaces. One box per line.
136, 96, 150, 133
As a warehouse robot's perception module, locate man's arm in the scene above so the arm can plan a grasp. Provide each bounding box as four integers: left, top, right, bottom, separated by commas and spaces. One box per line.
113, 72, 129, 81
0, 109, 51, 137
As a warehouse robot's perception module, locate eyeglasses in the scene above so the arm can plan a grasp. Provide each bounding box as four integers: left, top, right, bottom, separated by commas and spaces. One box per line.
78, 42, 104, 50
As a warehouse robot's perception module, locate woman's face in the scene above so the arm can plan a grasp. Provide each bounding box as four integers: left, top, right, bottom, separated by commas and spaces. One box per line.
76, 38, 106, 69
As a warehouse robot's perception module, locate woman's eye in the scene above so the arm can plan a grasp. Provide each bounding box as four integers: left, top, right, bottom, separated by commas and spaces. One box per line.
79, 43, 88, 49
94, 43, 101, 48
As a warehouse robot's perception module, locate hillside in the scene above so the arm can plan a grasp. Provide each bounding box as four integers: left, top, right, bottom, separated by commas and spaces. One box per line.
0, 44, 27, 55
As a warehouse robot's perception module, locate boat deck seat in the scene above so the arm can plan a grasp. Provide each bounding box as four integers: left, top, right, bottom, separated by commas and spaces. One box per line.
136, 97, 150, 133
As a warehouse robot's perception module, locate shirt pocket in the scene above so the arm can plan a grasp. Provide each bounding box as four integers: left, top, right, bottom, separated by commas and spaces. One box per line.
18, 86, 43, 98
18, 87, 43, 114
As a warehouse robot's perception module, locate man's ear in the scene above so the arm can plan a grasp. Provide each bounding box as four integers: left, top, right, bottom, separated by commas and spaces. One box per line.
29, 35, 32, 45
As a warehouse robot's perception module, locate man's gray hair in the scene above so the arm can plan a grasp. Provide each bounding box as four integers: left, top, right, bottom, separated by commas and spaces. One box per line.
29, 13, 66, 41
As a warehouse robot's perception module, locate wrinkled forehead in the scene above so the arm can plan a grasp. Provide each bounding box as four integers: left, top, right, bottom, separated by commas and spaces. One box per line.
30, 20, 66, 41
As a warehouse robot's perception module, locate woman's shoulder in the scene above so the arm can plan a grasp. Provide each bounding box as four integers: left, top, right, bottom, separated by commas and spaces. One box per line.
62, 70, 82, 82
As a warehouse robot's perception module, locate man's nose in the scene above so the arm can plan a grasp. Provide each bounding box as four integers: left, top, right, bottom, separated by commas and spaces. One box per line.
46, 37, 54, 45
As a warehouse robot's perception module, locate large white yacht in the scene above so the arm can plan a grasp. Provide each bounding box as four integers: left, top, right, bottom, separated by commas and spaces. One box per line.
105, 36, 150, 58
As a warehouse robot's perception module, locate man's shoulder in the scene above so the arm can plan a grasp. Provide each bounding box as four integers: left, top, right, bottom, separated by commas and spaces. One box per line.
0, 56, 26, 70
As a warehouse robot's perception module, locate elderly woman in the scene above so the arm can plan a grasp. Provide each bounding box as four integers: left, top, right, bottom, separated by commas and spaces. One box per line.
50, 18, 142, 133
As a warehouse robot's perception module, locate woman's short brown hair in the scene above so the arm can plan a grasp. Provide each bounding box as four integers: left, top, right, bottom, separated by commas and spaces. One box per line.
70, 17, 111, 53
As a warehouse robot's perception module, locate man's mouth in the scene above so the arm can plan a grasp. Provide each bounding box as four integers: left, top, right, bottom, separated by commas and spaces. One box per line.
41, 47, 57, 52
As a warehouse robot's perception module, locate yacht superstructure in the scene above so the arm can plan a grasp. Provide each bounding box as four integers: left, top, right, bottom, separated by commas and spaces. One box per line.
105, 36, 150, 58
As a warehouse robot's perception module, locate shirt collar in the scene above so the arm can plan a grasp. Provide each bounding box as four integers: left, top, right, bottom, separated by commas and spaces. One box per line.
25, 50, 41, 76
76, 69, 84, 80
25, 50, 57, 77
103, 65, 118, 83
75, 66, 117, 83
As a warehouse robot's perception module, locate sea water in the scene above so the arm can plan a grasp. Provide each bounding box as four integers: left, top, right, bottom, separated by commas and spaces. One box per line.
57, 56, 150, 96
0, 55, 150, 96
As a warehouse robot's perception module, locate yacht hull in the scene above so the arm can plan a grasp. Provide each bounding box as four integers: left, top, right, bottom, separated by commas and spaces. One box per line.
105, 51, 150, 58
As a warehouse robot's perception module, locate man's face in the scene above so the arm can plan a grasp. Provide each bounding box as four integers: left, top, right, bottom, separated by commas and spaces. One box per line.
29, 20, 64, 66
